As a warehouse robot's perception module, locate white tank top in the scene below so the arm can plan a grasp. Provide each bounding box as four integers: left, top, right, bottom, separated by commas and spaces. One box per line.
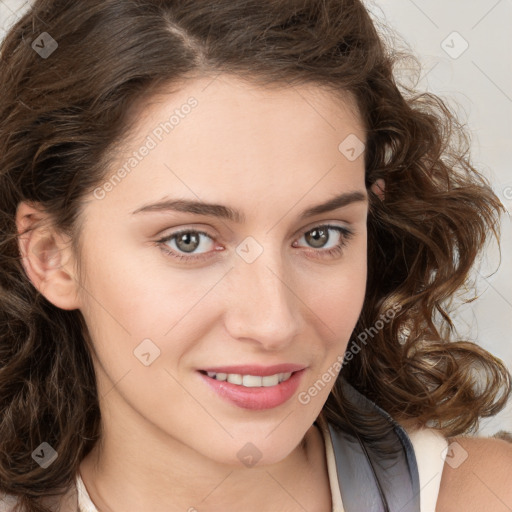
0, 425, 448, 511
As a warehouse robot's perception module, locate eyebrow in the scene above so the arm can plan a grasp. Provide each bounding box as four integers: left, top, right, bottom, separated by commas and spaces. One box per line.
131, 190, 367, 223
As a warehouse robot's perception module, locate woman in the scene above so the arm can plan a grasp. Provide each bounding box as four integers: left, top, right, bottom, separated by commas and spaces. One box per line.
0, 1, 511, 511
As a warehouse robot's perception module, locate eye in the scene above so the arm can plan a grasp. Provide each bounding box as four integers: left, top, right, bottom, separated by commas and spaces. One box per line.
292, 224, 354, 259
157, 229, 218, 262
156, 224, 354, 263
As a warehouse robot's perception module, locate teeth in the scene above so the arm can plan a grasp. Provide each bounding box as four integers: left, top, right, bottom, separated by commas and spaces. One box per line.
262, 374, 279, 387
243, 375, 263, 387
205, 371, 293, 387
227, 373, 243, 385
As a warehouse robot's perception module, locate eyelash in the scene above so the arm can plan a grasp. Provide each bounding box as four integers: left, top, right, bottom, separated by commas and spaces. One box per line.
155, 224, 355, 263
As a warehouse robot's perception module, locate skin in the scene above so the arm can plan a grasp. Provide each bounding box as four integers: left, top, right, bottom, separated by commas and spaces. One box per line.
17, 75, 374, 512
436, 436, 512, 511
15, 74, 512, 511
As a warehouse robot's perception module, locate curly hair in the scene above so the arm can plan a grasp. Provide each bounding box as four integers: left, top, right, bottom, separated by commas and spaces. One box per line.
0, 0, 510, 510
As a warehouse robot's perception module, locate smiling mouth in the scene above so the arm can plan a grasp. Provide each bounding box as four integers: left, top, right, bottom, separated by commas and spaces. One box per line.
198, 367, 306, 410
198, 370, 293, 387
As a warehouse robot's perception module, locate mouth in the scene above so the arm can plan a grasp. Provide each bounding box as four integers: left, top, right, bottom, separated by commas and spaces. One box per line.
198, 370, 294, 387
197, 365, 306, 410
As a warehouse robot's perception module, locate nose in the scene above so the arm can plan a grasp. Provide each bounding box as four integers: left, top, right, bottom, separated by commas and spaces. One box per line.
223, 247, 302, 352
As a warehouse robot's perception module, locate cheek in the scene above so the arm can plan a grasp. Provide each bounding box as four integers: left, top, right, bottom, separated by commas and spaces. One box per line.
303, 234, 367, 341
77, 242, 229, 393
79, 235, 209, 333
294, 250, 367, 417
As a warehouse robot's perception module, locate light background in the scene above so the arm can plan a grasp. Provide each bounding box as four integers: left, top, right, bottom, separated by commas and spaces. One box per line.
1, 0, 510, 435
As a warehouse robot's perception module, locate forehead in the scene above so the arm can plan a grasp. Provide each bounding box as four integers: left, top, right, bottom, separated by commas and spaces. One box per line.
90, 74, 367, 218
118, 73, 365, 157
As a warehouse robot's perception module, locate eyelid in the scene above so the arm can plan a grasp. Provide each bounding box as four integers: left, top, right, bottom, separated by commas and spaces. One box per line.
292, 219, 352, 238
156, 220, 352, 245
156, 221, 355, 263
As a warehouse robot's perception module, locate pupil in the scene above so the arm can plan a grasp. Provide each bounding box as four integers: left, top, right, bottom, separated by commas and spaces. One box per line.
177, 232, 198, 253
307, 228, 327, 248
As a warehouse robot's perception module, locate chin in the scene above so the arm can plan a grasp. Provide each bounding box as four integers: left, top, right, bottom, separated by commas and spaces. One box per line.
215, 429, 307, 469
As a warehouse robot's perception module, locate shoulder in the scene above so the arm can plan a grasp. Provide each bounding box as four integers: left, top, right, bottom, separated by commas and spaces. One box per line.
436, 435, 512, 512
0, 492, 18, 511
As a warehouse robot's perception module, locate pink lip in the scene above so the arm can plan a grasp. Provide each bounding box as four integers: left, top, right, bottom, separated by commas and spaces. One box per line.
198, 367, 306, 410
199, 363, 306, 376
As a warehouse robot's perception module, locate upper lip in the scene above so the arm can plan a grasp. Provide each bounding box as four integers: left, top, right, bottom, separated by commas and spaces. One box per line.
199, 364, 306, 376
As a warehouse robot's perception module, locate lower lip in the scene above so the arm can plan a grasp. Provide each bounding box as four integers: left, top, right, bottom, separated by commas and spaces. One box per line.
198, 369, 305, 410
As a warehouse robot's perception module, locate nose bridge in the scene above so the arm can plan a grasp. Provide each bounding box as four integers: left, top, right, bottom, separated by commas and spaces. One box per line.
225, 241, 301, 348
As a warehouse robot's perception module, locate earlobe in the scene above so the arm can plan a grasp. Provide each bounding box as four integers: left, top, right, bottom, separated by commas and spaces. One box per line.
370, 178, 385, 201
15, 201, 81, 311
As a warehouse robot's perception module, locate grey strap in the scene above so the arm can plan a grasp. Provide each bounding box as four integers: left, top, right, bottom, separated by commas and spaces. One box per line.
325, 380, 421, 511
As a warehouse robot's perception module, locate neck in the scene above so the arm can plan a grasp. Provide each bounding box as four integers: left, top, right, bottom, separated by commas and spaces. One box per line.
78, 393, 331, 512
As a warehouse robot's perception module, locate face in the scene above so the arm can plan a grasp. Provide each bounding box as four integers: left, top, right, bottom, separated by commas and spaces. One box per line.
74, 74, 369, 466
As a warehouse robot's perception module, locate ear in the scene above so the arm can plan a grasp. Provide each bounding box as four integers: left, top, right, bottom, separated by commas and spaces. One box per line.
15, 201, 81, 310
370, 178, 385, 201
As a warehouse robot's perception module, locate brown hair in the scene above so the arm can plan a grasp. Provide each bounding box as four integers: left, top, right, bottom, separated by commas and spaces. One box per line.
493, 431, 512, 443
0, 0, 510, 509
